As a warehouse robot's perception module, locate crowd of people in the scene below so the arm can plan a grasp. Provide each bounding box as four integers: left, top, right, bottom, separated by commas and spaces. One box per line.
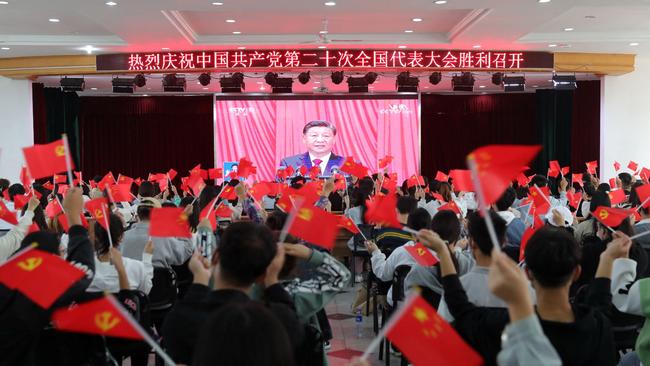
0, 159, 649, 366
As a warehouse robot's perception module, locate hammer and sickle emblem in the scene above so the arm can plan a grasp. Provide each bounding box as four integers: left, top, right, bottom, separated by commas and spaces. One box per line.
95, 311, 120, 332
416, 247, 426, 256
94, 209, 103, 219
598, 210, 609, 220
17, 257, 43, 271
54, 145, 66, 157
298, 208, 313, 221
177, 213, 188, 224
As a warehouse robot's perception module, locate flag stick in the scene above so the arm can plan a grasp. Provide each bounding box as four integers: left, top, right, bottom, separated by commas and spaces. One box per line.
467, 158, 501, 253
278, 197, 302, 243
101, 205, 113, 248
637, 197, 650, 212
106, 295, 176, 366
61, 134, 74, 187
349, 219, 368, 241
360, 293, 420, 360
204, 185, 225, 219
630, 230, 650, 241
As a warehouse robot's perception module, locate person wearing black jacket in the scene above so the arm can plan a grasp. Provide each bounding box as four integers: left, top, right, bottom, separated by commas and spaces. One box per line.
417, 219, 617, 366
162, 221, 303, 365
0, 188, 95, 366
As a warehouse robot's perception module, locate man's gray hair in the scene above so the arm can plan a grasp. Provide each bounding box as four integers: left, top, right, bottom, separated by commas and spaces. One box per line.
302, 120, 337, 135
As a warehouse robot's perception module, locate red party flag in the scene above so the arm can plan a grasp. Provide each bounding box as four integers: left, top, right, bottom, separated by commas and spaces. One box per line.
208, 168, 223, 180
549, 160, 561, 178
516, 173, 529, 187
609, 178, 617, 190
635, 184, 650, 208
641, 168, 650, 183
45, 199, 63, 219
365, 193, 402, 228
98, 172, 116, 190
586, 160, 598, 175
593, 206, 634, 228
572, 173, 584, 187
308, 166, 321, 180
467, 145, 542, 205
43, 181, 54, 191
200, 197, 219, 230
438, 200, 461, 215
298, 165, 308, 176
629, 161, 639, 172
0, 247, 85, 308
519, 225, 541, 261
12, 194, 30, 210
85, 198, 109, 230
404, 243, 439, 266
238, 157, 255, 178
108, 184, 133, 203
448, 170, 474, 192
167, 169, 178, 181
614, 161, 621, 172
385, 294, 483, 366
435, 171, 449, 182
378, 155, 393, 169
609, 189, 627, 205
530, 185, 551, 215
340, 157, 369, 178
0, 200, 18, 225
22, 139, 70, 180
339, 216, 360, 234
215, 204, 233, 218
220, 185, 237, 200
53, 174, 67, 184
249, 183, 271, 202
286, 202, 340, 250
57, 214, 89, 233
20, 165, 32, 190
117, 174, 134, 186
406, 175, 425, 189
567, 191, 582, 210
149, 207, 191, 238
187, 174, 206, 197
561, 166, 570, 176
52, 295, 144, 340
547, 168, 559, 178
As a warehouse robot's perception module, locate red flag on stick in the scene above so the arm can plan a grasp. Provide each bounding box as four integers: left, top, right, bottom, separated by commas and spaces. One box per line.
634, 184, 650, 208
45, 199, 63, 219
339, 216, 360, 234
22, 139, 70, 179
215, 203, 233, 218
340, 157, 369, 178
149, 208, 191, 238
378, 155, 393, 169
586, 161, 598, 175
208, 168, 223, 180
435, 171, 449, 182
20, 166, 32, 190
108, 184, 133, 203
609, 189, 627, 205
614, 161, 621, 172
0, 247, 85, 308
572, 173, 584, 187
466, 145, 542, 205
567, 191, 582, 210
593, 206, 634, 228
286, 202, 340, 250
85, 198, 110, 230
448, 170, 474, 192
365, 193, 402, 228
0, 200, 18, 225
12, 194, 30, 210
404, 243, 439, 266
629, 161, 639, 172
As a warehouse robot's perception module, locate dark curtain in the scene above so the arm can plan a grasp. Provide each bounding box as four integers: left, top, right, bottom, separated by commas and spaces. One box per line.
78, 96, 214, 179
32, 83, 47, 144
534, 90, 573, 172
571, 80, 600, 170
420, 93, 538, 177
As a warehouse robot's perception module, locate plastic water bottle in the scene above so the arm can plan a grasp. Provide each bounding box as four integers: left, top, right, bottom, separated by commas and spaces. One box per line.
355, 308, 363, 338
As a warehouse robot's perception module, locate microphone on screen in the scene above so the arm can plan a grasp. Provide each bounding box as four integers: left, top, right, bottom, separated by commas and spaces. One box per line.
330, 166, 340, 175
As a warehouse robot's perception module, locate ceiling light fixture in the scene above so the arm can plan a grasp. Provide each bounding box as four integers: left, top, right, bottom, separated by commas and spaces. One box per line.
212, 2, 223, 5
237, 46, 246, 49
398, 45, 407, 49
472, 44, 481, 48
434, 0, 447, 4
232, 31, 241, 34
404, 30, 413, 33
564, 27, 574, 31
548, 44, 557, 47
80, 45, 98, 54
226, 19, 235, 23
162, 47, 170, 50
0, 47, 9, 50
49, 18, 60, 22
0, 1, 9, 4
320, 30, 328, 34
412, 18, 423, 22
324, 1, 336, 5
318, 45, 326, 49
91, 87, 98, 90
630, 42, 640, 46
105, 1, 117, 6
538, 0, 551, 3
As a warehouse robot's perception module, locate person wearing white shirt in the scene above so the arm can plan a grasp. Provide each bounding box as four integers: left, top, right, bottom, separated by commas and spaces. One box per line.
87, 212, 153, 294
0, 196, 39, 263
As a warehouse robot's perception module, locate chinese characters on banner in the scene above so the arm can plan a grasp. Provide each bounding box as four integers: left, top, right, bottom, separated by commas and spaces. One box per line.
96, 49, 554, 72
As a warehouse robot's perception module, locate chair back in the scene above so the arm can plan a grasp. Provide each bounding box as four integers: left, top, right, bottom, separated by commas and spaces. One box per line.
148, 267, 178, 311
391, 265, 412, 305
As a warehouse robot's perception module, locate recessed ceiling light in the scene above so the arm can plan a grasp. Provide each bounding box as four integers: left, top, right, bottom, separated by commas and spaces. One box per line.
404, 30, 414, 33
472, 44, 481, 48
434, 0, 447, 4
203, 87, 209, 90
398, 45, 407, 49
226, 19, 236, 23
315, 81, 321, 84
91, 87, 98, 90
49, 18, 60, 23
143, 94, 149, 97
548, 44, 557, 47
564, 27, 574, 31
232, 31, 241, 34
319, 30, 328, 34
630, 42, 640, 46
212, 2, 223, 5
237, 46, 246, 49
324, 1, 336, 5
318, 45, 327, 49
105, 1, 117, 6
162, 47, 170, 50
538, 0, 551, 3
196, 81, 201, 85
0, 1, 9, 4
412, 18, 423, 22
0, 47, 9, 50
313, 86, 318, 89
533, 85, 539, 88
479, 85, 486, 88
80, 45, 98, 54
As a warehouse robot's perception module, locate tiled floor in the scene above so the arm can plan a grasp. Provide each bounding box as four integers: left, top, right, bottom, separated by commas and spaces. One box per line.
325, 286, 403, 366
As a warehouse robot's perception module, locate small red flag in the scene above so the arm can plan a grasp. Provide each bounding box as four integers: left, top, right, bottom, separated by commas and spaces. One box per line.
200, 197, 218, 230
187, 174, 206, 197
308, 166, 321, 180
98, 172, 116, 190
238, 157, 255, 178
45, 199, 63, 218
215, 204, 233, 218
547, 168, 559, 178
516, 173, 529, 187
285, 165, 295, 177
586, 161, 598, 175
378, 155, 393, 169
134, 178, 142, 186
43, 181, 54, 191
340, 157, 369, 178
467, 145, 541, 205
52, 296, 144, 340
220, 185, 237, 200
519, 225, 541, 261
567, 191, 582, 210
609, 178, 617, 190
431, 192, 445, 202
20, 166, 32, 190
614, 161, 621, 172
0, 200, 18, 225
593, 206, 634, 228
385, 295, 483, 366
629, 161, 639, 172
365, 193, 402, 228
158, 179, 168, 193
53, 174, 67, 184
406, 175, 426, 189
339, 216, 360, 234
108, 184, 133, 203
276, 168, 288, 181
635, 184, 650, 208
641, 168, 650, 183
167, 169, 177, 181
150, 207, 191, 238
561, 166, 570, 176
549, 161, 561, 178
85, 198, 109, 230
287, 202, 340, 250
117, 174, 134, 186
27, 222, 40, 235
12, 194, 30, 210
609, 189, 627, 205
208, 168, 223, 180
22, 139, 70, 180
530, 185, 551, 215
448, 170, 474, 192
249, 183, 271, 202
435, 171, 449, 182
298, 165, 308, 176
404, 243, 439, 266
438, 200, 461, 215
57, 213, 89, 232
0, 248, 85, 308
572, 173, 584, 187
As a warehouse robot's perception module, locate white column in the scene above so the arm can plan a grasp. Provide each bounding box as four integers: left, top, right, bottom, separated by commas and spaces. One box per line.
0, 76, 33, 184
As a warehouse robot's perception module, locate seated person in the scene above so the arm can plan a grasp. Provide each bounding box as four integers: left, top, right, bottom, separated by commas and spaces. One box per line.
374, 196, 417, 252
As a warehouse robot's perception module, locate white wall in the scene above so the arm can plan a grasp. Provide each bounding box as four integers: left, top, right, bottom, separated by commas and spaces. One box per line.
602, 56, 650, 180
0, 77, 33, 184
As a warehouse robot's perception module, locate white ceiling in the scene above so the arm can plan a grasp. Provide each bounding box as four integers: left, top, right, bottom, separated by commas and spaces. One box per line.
0, 0, 649, 58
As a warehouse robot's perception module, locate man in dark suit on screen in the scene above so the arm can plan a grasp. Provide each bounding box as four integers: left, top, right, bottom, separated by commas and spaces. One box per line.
280, 120, 345, 177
